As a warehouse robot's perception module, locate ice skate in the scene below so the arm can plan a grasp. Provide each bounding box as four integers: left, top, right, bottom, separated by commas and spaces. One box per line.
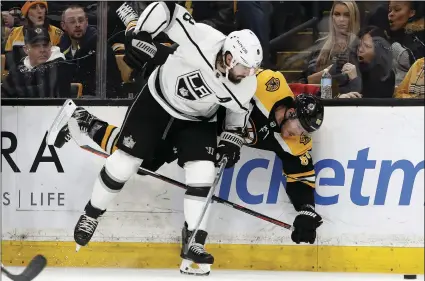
180, 222, 214, 276
74, 201, 105, 251
47, 99, 100, 148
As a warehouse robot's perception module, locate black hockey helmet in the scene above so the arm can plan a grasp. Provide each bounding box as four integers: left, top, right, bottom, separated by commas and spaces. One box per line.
294, 94, 324, 133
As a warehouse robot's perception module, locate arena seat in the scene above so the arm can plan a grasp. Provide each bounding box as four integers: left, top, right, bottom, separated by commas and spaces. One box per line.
71, 83, 83, 98
115, 55, 133, 83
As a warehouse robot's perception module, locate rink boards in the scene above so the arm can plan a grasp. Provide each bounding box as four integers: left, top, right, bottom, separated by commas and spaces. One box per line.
1, 104, 424, 274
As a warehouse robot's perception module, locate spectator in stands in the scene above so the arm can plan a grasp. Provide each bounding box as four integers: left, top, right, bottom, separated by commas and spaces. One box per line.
4, 1, 63, 70
337, 26, 395, 98
60, 4, 123, 97
1, 7, 24, 51
236, 2, 274, 69
393, 57, 424, 98
302, 1, 361, 86
1, 26, 72, 98
1, 14, 8, 52
191, 1, 236, 35
2, 10, 18, 29
7, 7, 25, 27
388, 1, 424, 85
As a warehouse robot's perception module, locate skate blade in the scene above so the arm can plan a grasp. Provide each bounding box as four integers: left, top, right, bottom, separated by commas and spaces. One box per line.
46, 99, 77, 145
75, 244, 82, 252
179, 259, 211, 276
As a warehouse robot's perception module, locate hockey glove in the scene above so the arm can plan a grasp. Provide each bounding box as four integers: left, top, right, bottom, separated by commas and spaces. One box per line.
215, 131, 244, 168
291, 205, 323, 244
116, 2, 156, 70
124, 30, 157, 70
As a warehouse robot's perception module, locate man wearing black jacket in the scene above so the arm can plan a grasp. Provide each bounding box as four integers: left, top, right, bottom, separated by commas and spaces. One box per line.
60, 5, 123, 98
1, 26, 72, 98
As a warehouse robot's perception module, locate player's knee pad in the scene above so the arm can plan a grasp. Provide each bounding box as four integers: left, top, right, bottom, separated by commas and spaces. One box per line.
184, 161, 215, 198
103, 150, 143, 190
184, 161, 216, 186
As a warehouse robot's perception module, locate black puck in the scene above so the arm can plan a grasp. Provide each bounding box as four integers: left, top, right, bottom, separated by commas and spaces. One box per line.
404, 275, 417, 279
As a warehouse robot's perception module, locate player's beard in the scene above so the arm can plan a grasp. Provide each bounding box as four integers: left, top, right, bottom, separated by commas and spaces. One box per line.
227, 70, 243, 84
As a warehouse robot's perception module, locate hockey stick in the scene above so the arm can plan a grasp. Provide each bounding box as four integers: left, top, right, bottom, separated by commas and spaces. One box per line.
1, 255, 47, 281
78, 145, 294, 231
45, 99, 292, 231
184, 157, 228, 255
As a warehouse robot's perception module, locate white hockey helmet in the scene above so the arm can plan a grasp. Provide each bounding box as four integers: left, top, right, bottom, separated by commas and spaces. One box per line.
222, 29, 263, 76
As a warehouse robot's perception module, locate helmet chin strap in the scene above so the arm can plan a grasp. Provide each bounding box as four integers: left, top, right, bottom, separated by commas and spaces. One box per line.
223, 54, 235, 80
277, 108, 297, 132
225, 67, 230, 80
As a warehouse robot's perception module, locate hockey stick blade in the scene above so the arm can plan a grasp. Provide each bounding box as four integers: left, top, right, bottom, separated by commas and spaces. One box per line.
1, 255, 47, 281
46, 99, 77, 146
76, 144, 293, 231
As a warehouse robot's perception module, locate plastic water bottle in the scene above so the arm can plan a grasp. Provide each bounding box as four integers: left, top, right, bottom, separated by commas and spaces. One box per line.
320, 69, 332, 99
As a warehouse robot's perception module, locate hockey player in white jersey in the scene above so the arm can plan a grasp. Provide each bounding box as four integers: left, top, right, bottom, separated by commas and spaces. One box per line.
72, 2, 262, 276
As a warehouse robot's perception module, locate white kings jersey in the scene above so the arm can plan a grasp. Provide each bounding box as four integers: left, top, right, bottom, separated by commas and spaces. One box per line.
133, 2, 257, 130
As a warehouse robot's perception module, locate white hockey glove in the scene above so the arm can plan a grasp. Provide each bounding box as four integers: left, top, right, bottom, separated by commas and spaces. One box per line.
215, 131, 244, 168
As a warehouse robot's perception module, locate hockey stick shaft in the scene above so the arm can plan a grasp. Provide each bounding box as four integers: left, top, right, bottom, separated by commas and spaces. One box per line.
185, 157, 228, 254
1, 266, 19, 281
79, 145, 293, 231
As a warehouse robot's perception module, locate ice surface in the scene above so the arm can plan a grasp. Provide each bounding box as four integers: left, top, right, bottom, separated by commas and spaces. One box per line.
2, 267, 424, 281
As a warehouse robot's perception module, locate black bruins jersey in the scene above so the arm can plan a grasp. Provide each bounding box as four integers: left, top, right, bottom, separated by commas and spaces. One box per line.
242, 69, 315, 189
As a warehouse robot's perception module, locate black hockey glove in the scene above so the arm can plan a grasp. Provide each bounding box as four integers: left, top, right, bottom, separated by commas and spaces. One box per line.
116, 2, 157, 70
215, 131, 244, 168
124, 29, 157, 70
291, 205, 323, 244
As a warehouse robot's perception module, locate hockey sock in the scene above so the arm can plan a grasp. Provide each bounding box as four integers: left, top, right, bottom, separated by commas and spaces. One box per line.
184, 186, 212, 231
90, 150, 142, 211
91, 123, 120, 155
90, 166, 125, 211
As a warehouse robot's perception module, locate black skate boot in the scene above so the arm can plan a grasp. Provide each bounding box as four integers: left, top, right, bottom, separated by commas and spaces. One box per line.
74, 201, 105, 251
54, 107, 101, 148
180, 222, 214, 276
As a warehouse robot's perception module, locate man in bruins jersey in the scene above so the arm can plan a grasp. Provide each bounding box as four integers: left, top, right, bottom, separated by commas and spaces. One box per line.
51, 68, 324, 245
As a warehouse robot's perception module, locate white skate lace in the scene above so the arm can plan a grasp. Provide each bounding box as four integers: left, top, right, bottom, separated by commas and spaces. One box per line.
190, 243, 207, 255
72, 108, 92, 133
78, 215, 98, 234
64, 132, 71, 141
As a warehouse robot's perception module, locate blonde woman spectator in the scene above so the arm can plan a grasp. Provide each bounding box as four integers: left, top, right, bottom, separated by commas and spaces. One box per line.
303, 1, 361, 85
4, 1, 63, 69
393, 58, 424, 98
